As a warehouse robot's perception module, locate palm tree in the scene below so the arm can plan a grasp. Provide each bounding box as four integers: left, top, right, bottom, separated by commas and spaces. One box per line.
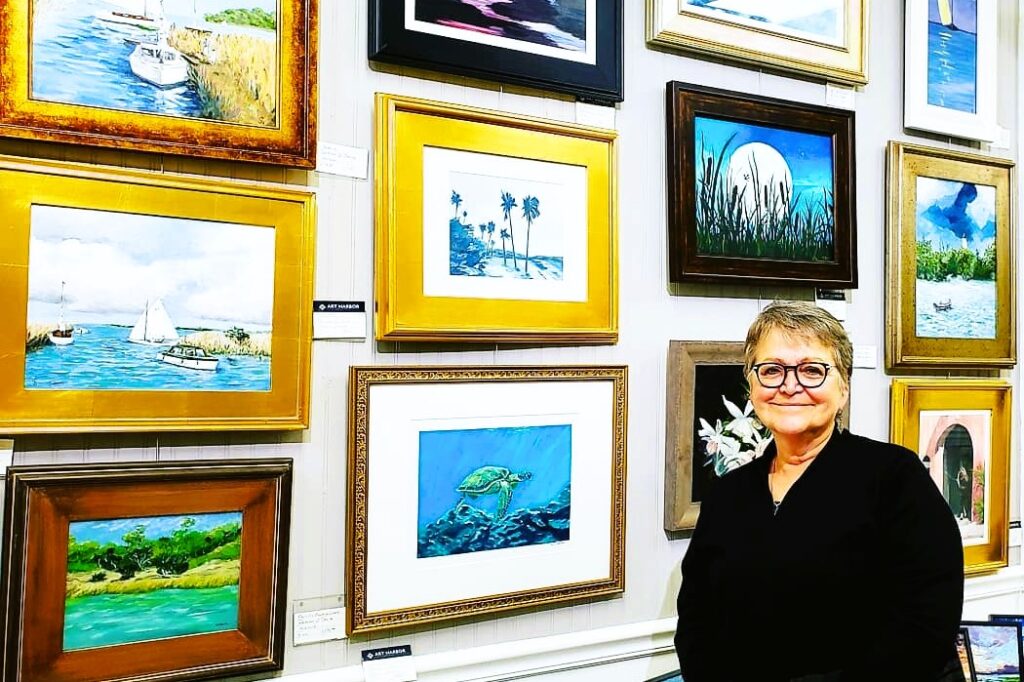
486, 221, 496, 251
451, 190, 462, 219
500, 191, 519, 269
499, 228, 510, 265
521, 195, 540, 275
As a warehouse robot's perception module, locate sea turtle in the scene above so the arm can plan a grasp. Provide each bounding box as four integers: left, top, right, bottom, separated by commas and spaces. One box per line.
456, 466, 532, 518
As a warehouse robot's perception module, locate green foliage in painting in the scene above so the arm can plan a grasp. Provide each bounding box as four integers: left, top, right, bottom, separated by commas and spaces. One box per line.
916, 240, 996, 282
204, 8, 276, 29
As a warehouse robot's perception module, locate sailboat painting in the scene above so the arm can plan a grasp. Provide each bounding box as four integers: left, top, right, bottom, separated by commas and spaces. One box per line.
927, 0, 978, 114
23, 205, 275, 392
31, 0, 279, 125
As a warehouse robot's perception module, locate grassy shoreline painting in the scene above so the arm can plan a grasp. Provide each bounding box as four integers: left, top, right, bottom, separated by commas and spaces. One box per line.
914, 176, 996, 339
65, 512, 242, 651
25, 205, 275, 391
694, 115, 836, 262
417, 424, 572, 558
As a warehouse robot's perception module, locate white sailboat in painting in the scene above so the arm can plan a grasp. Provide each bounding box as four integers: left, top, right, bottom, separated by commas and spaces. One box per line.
936, 0, 957, 29
96, 0, 161, 32
48, 281, 75, 347
129, 27, 190, 88
128, 299, 179, 346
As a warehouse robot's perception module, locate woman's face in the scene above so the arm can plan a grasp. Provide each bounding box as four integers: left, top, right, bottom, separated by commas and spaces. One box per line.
749, 328, 849, 441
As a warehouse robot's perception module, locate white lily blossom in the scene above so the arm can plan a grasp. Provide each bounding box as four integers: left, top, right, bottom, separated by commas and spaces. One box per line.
699, 395, 773, 476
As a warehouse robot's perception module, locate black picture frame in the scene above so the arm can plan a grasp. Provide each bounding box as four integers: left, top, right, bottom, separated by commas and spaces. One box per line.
666, 82, 858, 288
957, 627, 977, 682
369, 1, 623, 104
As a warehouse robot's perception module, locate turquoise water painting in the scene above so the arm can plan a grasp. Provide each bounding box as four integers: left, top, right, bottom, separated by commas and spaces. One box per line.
25, 205, 275, 391
927, 0, 978, 114
65, 512, 242, 651
914, 176, 996, 339
694, 116, 836, 262
417, 424, 572, 558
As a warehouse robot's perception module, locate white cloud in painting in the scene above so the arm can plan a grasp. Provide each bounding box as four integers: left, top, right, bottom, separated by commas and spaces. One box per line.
27, 205, 275, 329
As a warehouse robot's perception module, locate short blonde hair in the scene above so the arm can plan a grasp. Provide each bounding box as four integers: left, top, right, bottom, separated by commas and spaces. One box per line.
743, 301, 853, 391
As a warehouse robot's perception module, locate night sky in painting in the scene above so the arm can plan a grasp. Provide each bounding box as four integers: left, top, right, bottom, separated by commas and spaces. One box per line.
415, 0, 586, 50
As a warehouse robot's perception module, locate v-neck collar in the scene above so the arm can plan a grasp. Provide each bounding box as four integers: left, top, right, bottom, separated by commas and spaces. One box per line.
760, 428, 842, 516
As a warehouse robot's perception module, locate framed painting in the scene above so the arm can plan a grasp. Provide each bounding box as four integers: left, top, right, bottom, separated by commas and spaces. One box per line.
890, 379, 1010, 576
664, 341, 849, 531
369, 0, 623, 104
904, 0, 997, 142
961, 622, 1023, 681
666, 82, 857, 288
648, 0, 868, 86
885, 142, 1015, 369
346, 365, 627, 634
375, 94, 618, 343
956, 628, 977, 682
0, 0, 318, 166
0, 459, 292, 682
0, 156, 315, 433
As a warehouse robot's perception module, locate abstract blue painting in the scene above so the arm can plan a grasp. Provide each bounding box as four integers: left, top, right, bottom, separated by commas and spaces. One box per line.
927, 0, 978, 113
915, 176, 996, 339
694, 116, 835, 262
684, 0, 843, 44
417, 424, 572, 558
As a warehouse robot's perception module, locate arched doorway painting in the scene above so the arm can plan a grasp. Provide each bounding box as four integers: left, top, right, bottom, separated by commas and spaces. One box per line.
918, 410, 990, 546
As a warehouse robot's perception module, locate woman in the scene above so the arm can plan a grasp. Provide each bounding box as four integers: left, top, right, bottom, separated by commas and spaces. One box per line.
675, 301, 964, 681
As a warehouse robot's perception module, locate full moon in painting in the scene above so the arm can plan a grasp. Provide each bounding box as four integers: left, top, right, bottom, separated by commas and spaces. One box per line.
725, 142, 794, 221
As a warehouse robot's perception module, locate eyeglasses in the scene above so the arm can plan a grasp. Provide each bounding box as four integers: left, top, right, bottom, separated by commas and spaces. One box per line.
750, 362, 831, 389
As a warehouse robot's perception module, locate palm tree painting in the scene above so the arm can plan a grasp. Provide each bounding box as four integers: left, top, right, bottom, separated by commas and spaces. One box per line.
448, 172, 563, 280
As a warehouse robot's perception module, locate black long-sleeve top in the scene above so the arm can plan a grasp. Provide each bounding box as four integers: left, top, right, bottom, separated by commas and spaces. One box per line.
675, 429, 964, 682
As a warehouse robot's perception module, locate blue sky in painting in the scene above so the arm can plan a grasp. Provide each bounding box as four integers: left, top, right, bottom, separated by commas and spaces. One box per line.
915, 177, 995, 252
929, 0, 977, 33
417, 424, 572, 529
70, 512, 242, 545
964, 624, 1021, 674
695, 116, 835, 210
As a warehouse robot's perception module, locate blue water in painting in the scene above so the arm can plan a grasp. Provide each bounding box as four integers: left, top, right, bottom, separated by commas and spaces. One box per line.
32, 0, 202, 117
417, 424, 572, 558
916, 278, 996, 339
64, 585, 238, 651
927, 21, 978, 113
24, 324, 270, 391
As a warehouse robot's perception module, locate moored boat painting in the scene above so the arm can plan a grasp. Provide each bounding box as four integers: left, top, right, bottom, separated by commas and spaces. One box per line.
31, 0, 279, 125
24, 205, 275, 391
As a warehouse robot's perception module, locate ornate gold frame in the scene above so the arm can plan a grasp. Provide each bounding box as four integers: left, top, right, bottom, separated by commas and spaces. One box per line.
346, 365, 628, 634
374, 94, 618, 343
890, 379, 1010, 576
647, 0, 868, 86
0, 156, 315, 433
885, 142, 1016, 369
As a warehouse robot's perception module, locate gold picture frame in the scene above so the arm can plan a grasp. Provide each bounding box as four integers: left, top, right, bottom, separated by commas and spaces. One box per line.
375, 93, 618, 343
890, 379, 1010, 577
347, 365, 627, 634
0, 0, 318, 167
647, 0, 868, 86
0, 156, 315, 433
886, 142, 1016, 369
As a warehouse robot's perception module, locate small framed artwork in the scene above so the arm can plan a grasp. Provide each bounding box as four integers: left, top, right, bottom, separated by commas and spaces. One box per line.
0, 0, 318, 166
369, 0, 623, 104
961, 621, 1023, 681
890, 379, 1010, 576
885, 142, 1015, 369
346, 365, 627, 634
648, 0, 868, 86
904, 0, 997, 142
0, 156, 315, 433
375, 94, 618, 343
0, 459, 292, 682
956, 628, 977, 682
664, 341, 849, 531
666, 82, 857, 288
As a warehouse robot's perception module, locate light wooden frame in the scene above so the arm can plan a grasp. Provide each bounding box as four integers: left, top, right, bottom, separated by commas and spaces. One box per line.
0, 459, 293, 682
890, 379, 1010, 576
0, 156, 315, 433
647, 0, 868, 86
0, 0, 318, 166
886, 142, 1015, 370
375, 93, 618, 343
347, 365, 628, 634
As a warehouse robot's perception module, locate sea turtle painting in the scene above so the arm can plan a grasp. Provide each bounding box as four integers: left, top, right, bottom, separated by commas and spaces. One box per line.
456, 466, 532, 518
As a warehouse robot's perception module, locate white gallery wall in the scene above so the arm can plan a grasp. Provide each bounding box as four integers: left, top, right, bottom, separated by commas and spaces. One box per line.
1, 1, 1023, 681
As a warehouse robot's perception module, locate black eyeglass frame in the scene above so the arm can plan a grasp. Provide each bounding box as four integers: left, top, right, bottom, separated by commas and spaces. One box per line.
749, 362, 832, 389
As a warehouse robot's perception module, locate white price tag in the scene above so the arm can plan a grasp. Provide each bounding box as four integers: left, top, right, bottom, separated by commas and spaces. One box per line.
312, 301, 367, 340
852, 345, 877, 369
575, 101, 615, 129
293, 607, 346, 646
318, 143, 369, 179
825, 83, 855, 110
0, 440, 12, 476
362, 646, 416, 682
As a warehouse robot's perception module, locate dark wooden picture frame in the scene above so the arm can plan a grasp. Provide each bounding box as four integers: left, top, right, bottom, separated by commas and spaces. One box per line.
369, 1, 623, 104
0, 460, 292, 682
666, 82, 857, 287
